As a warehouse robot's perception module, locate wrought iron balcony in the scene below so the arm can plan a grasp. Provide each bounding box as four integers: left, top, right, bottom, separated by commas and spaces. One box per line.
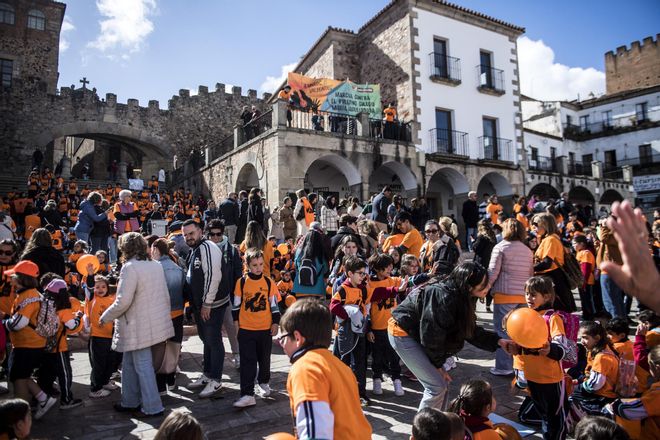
429, 128, 469, 157
478, 136, 512, 162
528, 155, 557, 172
428, 53, 461, 84
476, 65, 505, 95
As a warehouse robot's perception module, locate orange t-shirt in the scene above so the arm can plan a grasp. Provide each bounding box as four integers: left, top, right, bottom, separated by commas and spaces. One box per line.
287, 348, 372, 440
277, 280, 293, 295
387, 316, 409, 337
382, 234, 404, 253
86, 294, 116, 338
576, 249, 595, 285
400, 228, 423, 258
487, 203, 503, 224
517, 310, 565, 384
233, 275, 278, 331
585, 349, 619, 398
368, 277, 400, 331
535, 234, 564, 273
10, 288, 46, 348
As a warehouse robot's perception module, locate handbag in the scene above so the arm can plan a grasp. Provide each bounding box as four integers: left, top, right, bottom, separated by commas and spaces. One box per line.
151, 340, 181, 375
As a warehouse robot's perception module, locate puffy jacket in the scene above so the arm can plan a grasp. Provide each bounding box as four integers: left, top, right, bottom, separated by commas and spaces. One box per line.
219, 198, 239, 226
157, 255, 185, 313
391, 282, 500, 368
74, 200, 107, 235
431, 236, 460, 276
216, 240, 243, 298
487, 240, 533, 296
370, 192, 390, 224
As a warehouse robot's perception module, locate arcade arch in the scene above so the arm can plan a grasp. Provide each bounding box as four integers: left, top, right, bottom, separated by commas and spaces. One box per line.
303, 155, 362, 199
369, 161, 418, 199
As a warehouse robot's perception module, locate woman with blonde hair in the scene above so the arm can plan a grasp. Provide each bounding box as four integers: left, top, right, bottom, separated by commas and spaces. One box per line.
532, 213, 575, 312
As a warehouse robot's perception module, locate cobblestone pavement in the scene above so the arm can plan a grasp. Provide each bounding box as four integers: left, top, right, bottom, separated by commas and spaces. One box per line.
28, 302, 541, 439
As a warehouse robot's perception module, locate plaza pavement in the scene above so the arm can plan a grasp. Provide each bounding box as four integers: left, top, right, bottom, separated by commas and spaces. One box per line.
26, 299, 544, 440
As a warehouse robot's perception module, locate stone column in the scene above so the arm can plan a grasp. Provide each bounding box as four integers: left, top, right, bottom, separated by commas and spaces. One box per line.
557, 156, 568, 175
591, 160, 603, 180
234, 124, 243, 149
357, 112, 370, 137
61, 155, 71, 179
272, 100, 287, 128
118, 162, 128, 184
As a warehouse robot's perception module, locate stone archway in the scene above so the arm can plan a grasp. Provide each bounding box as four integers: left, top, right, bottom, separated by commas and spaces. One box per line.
303, 155, 362, 199
477, 172, 514, 213
528, 183, 560, 201
369, 161, 419, 199
426, 167, 470, 219
600, 189, 624, 205
569, 186, 595, 207
235, 163, 259, 192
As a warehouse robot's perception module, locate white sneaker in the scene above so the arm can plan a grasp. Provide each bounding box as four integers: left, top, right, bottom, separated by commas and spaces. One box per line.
443, 356, 457, 371
393, 379, 404, 396
233, 394, 256, 408
258, 383, 271, 397
103, 380, 119, 391
88, 389, 111, 398
35, 397, 57, 420
490, 367, 514, 376
199, 379, 223, 398
188, 374, 209, 390
372, 378, 383, 395
233, 354, 240, 369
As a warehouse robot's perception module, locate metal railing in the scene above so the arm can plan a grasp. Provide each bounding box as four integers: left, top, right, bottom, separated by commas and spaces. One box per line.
208, 134, 234, 163
369, 119, 412, 141
429, 53, 461, 83
478, 136, 513, 162
603, 163, 623, 180
289, 108, 358, 135
476, 65, 505, 93
563, 107, 660, 138
429, 128, 469, 156
616, 152, 660, 168
567, 161, 593, 177
243, 109, 273, 141
528, 155, 557, 172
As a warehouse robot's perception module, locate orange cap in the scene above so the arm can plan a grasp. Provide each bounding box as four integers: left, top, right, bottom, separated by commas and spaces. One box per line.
4, 260, 39, 278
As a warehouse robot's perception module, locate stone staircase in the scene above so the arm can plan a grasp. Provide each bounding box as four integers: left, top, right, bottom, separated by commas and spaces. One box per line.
0, 175, 167, 198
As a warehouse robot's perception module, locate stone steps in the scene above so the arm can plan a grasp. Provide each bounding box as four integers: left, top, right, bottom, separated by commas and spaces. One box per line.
0, 176, 168, 198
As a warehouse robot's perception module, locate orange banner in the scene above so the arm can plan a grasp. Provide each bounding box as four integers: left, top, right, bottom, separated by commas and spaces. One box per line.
286, 72, 341, 111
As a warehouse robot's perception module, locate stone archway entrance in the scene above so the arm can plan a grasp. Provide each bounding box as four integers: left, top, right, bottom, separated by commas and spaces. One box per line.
369, 161, 418, 200
477, 172, 514, 213
304, 155, 362, 200
426, 167, 470, 219
528, 183, 560, 201
599, 189, 624, 206
235, 163, 260, 192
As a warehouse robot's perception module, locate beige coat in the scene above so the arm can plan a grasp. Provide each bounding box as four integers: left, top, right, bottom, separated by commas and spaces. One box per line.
101, 258, 174, 352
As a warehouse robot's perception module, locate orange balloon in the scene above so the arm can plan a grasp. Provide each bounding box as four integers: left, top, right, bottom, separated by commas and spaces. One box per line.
505, 308, 548, 349
76, 254, 100, 276
277, 243, 289, 255
284, 295, 296, 307
264, 434, 295, 440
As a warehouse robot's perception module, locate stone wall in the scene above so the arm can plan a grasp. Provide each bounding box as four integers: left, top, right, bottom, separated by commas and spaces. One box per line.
605, 35, 660, 94
0, 0, 65, 94
303, 43, 335, 79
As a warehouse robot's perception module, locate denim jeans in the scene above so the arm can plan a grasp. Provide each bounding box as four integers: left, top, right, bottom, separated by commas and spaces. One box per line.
121, 347, 163, 415
389, 333, 448, 411
195, 304, 227, 381
222, 305, 239, 355
466, 227, 476, 251
75, 231, 89, 244
336, 320, 366, 396
108, 236, 118, 263
601, 274, 625, 318
493, 303, 522, 371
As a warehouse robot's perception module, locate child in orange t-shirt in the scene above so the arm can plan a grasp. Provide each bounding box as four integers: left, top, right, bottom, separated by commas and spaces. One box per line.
68, 240, 88, 265
84, 275, 121, 398
608, 317, 649, 393
571, 320, 620, 415
573, 235, 597, 320
276, 270, 295, 313
449, 379, 513, 440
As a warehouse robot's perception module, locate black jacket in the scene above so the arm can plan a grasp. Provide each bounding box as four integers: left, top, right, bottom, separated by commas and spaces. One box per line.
472, 236, 495, 268
431, 237, 460, 277
21, 246, 65, 278
330, 226, 362, 254
247, 197, 264, 229
217, 240, 243, 297
461, 200, 479, 228
219, 199, 239, 226
370, 192, 390, 224
391, 282, 500, 368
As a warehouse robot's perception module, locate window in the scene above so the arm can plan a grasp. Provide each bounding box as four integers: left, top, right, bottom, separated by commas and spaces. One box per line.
639, 144, 652, 166
566, 115, 573, 126
482, 117, 499, 160
0, 3, 14, 24
27, 9, 45, 30
569, 152, 575, 166
550, 147, 557, 160
602, 110, 612, 128
530, 147, 539, 161
479, 51, 493, 88
0, 58, 12, 88
636, 102, 648, 122
434, 109, 453, 153
579, 115, 590, 131
433, 38, 448, 78
604, 150, 617, 170
582, 154, 593, 165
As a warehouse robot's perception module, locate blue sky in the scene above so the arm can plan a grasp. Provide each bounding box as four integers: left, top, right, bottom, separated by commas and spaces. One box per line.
58, 0, 660, 105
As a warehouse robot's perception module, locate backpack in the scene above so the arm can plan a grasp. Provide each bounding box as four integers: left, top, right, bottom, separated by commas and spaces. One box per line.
554, 249, 584, 291
18, 295, 60, 351
543, 309, 580, 369
297, 258, 318, 287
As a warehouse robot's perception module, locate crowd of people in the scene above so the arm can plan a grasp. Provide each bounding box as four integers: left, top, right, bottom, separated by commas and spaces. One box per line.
0, 167, 658, 439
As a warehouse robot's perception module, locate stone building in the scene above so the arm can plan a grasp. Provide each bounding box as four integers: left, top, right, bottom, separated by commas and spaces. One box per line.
605, 34, 660, 94
0, 0, 267, 180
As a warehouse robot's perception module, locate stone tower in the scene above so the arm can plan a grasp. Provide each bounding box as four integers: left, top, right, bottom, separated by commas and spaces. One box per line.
0, 0, 66, 94
605, 35, 660, 94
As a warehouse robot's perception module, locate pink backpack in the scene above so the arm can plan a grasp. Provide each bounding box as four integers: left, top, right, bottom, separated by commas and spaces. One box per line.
543, 309, 579, 369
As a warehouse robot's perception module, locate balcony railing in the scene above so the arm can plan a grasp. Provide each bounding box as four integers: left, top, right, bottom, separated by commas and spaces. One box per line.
476, 65, 505, 94
478, 136, 512, 162
290, 108, 358, 135
603, 163, 623, 180
208, 134, 234, 163
563, 108, 660, 139
369, 119, 412, 141
242, 109, 273, 141
429, 128, 469, 157
528, 155, 557, 172
567, 161, 593, 177
429, 53, 461, 84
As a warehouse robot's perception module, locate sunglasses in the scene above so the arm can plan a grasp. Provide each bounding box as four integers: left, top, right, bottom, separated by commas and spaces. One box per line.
425, 229, 439, 234
354, 271, 368, 277
207, 232, 223, 237
0, 250, 15, 256
277, 333, 291, 345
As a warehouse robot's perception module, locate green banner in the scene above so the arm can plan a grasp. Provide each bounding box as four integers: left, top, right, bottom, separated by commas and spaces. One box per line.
320, 81, 382, 119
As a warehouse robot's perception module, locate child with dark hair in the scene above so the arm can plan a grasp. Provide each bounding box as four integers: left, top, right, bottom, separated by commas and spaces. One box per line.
571, 321, 620, 415
411, 408, 464, 440
574, 415, 630, 440
0, 398, 31, 440
573, 234, 598, 320
449, 379, 501, 439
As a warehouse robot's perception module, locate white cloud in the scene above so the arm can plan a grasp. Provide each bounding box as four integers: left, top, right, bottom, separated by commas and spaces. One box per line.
260, 62, 297, 93
518, 36, 605, 101
87, 0, 157, 59
59, 16, 75, 52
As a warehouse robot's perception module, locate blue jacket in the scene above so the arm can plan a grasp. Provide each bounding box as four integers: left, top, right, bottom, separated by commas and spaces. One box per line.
74, 200, 107, 234
157, 255, 185, 312
292, 249, 328, 297
370, 191, 390, 224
